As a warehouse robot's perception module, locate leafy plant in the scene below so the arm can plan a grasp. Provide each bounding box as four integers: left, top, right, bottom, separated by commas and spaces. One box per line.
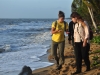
91, 36, 100, 44
89, 50, 100, 55
98, 26, 100, 31
71, 0, 100, 29
92, 55, 99, 60
91, 60, 100, 67
91, 55, 100, 67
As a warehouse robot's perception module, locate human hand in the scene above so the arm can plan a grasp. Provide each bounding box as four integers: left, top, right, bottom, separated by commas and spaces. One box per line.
57, 30, 62, 33
66, 32, 70, 34
83, 42, 87, 47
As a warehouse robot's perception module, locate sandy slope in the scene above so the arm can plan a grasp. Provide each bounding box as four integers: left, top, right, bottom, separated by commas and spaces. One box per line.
32, 37, 100, 75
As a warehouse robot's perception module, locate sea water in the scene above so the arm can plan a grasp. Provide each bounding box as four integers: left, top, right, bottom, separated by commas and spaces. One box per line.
0, 19, 70, 75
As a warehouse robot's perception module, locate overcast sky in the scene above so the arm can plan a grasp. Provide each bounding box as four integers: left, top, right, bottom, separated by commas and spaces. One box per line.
0, 0, 73, 18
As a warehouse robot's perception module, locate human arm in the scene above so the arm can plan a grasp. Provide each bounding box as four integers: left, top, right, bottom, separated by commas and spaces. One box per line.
51, 27, 62, 34
68, 22, 72, 41
51, 22, 62, 34
68, 21, 74, 44
81, 22, 89, 47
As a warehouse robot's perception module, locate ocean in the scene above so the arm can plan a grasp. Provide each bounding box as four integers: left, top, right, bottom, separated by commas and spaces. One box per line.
0, 19, 70, 75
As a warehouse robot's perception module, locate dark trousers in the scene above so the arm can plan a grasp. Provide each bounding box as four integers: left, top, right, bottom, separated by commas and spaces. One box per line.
71, 38, 76, 58
75, 42, 90, 72
72, 37, 75, 50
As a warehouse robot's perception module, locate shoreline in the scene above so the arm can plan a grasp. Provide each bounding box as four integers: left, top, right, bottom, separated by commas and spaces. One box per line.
32, 47, 55, 75
32, 36, 70, 74
40, 48, 51, 62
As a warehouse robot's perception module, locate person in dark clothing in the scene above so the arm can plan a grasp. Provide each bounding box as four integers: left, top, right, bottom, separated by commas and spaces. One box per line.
68, 21, 75, 50
70, 12, 90, 75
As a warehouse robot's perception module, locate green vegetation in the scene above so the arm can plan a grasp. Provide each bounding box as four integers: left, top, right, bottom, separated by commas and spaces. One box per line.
71, 0, 100, 68
89, 50, 100, 68
71, 0, 100, 31
91, 55, 100, 67
90, 50, 100, 54
92, 55, 99, 60
91, 36, 100, 44
91, 60, 99, 67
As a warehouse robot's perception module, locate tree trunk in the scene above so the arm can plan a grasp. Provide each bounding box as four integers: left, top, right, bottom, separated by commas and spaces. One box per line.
88, 7, 98, 30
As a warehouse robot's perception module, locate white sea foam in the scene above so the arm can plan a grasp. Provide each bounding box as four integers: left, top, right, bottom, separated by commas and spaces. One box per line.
0, 19, 53, 75
0, 43, 53, 75
0, 19, 70, 75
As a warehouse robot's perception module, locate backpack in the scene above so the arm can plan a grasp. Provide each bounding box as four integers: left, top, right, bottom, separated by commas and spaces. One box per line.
84, 21, 93, 40
54, 21, 66, 31
89, 27, 93, 40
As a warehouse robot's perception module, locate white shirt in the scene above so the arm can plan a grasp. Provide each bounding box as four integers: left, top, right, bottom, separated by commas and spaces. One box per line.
74, 22, 89, 43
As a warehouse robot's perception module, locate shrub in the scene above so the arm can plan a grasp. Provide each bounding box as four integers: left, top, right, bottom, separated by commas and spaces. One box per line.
91, 36, 100, 44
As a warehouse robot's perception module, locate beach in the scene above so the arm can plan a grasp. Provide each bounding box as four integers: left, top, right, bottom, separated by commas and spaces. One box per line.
0, 19, 100, 75
32, 37, 100, 75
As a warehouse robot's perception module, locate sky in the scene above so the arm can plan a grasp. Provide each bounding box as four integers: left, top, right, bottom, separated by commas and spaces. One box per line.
0, 0, 73, 19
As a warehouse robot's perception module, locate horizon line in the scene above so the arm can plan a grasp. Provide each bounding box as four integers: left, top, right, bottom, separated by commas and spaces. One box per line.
0, 17, 70, 19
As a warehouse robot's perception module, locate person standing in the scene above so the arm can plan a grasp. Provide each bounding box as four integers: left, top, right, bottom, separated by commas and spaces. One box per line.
68, 21, 75, 50
70, 12, 90, 74
51, 11, 68, 70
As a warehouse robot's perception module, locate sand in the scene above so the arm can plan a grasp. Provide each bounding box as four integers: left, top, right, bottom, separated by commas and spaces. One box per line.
32, 37, 100, 75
